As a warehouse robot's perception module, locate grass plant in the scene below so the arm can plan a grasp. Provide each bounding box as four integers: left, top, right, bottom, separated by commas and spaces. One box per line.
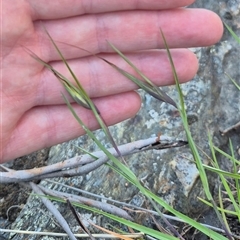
4, 24, 239, 239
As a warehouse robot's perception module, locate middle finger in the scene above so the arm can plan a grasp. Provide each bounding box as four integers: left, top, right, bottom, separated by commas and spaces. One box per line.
35, 8, 222, 61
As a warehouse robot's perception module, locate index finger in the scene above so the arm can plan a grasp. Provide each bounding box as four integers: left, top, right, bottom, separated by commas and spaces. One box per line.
29, 0, 195, 20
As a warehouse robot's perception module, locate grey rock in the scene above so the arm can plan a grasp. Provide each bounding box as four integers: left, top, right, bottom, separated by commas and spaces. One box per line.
7, 0, 240, 239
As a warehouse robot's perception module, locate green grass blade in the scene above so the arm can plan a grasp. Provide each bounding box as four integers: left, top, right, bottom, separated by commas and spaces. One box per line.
160, 29, 211, 195
198, 197, 239, 217
218, 187, 231, 232
100, 56, 177, 107
160, 29, 234, 238
31, 29, 237, 239
41, 39, 177, 108
225, 73, 240, 91
26, 47, 92, 109
61, 94, 137, 181
62, 94, 228, 240
31, 28, 124, 160
230, 145, 240, 210
106, 42, 177, 108
229, 139, 240, 221
208, 133, 237, 238
202, 165, 240, 180
212, 145, 240, 165
224, 22, 240, 44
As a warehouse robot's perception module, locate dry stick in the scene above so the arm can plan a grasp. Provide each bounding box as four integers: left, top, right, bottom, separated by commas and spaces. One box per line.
39, 185, 134, 221
41, 180, 240, 239
0, 229, 143, 239
5, 173, 237, 238
146, 236, 158, 240
146, 197, 184, 239
41, 187, 240, 239
47, 179, 145, 207
43, 179, 192, 222
150, 214, 173, 236
0, 136, 187, 183
140, 175, 183, 239
220, 121, 240, 136
29, 182, 77, 240
66, 199, 96, 240
41, 134, 185, 178
39, 154, 109, 179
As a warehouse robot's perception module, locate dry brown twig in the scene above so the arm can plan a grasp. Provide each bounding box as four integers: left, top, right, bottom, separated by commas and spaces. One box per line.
0, 136, 187, 183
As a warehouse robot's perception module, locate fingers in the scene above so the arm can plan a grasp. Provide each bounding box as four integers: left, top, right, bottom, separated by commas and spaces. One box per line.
2, 92, 141, 163
35, 49, 198, 106
29, 0, 195, 20
36, 8, 223, 61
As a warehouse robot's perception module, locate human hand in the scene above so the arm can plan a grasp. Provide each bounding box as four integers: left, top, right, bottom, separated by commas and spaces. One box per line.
1, 0, 223, 163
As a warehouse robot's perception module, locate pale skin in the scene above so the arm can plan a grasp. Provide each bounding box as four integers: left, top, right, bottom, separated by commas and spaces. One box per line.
1, 0, 223, 163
